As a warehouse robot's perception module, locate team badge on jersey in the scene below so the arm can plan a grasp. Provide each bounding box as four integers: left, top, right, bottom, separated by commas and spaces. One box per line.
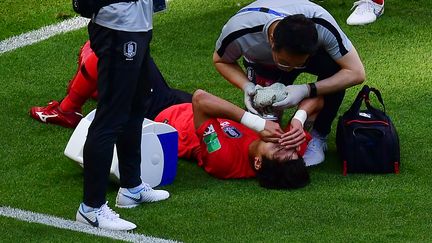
203, 124, 221, 153
220, 121, 242, 138
124, 41, 137, 60
223, 126, 242, 138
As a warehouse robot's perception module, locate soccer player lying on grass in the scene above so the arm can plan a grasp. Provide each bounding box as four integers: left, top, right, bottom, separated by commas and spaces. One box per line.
29, 40, 191, 128
154, 89, 323, 189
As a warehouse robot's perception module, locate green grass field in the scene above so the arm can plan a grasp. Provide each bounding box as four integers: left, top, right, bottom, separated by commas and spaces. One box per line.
1, 0, 432, 242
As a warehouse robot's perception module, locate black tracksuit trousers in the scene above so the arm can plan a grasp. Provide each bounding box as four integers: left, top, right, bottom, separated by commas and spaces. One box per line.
83, 22, 190, 208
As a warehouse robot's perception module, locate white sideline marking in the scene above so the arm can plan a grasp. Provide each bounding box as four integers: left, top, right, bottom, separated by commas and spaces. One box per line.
0, 206, 178, 243
0, 17, 89, 55
0, 0, 173, 55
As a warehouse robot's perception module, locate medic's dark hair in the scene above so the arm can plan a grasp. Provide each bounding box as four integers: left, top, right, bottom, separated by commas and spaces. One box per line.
273, 14, 318, 55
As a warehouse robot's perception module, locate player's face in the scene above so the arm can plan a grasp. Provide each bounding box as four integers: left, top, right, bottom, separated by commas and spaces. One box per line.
262, 142, 296, 162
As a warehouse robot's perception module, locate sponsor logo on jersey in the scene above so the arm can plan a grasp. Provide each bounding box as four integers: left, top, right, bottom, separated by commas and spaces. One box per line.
124, 41, 137, 60
203, 124, 216, 136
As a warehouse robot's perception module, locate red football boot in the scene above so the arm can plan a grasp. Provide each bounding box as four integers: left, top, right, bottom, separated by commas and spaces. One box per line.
29, 101, 83, 128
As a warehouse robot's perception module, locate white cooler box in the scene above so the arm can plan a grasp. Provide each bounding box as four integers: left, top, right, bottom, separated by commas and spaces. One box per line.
64, 109, 178, 187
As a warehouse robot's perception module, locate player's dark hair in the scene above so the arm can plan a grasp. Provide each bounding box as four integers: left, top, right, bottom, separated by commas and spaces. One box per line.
256, 158, 310, 190
272, 14, 318, 55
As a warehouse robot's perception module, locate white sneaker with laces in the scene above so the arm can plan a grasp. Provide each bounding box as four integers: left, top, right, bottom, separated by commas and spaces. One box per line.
303, 130, 328, 167
116, 183, 170, 208
76, 202, 136, 231
347, 0, 384, 26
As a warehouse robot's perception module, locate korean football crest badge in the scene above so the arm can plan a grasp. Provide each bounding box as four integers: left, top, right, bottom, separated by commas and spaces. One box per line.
124, 41, 137, 60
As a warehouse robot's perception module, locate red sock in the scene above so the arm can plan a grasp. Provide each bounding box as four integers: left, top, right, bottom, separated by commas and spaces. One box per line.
60, 91, 86, 113
60, 69, 96, 112
83, 51, 99, 99
373, 0, 384, 5
60, 47, 98, 113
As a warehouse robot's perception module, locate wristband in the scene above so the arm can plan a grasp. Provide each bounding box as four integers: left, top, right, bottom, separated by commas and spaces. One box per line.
293, 109, 307, 127
308, 83, 317, 98
240, 111, 266, 132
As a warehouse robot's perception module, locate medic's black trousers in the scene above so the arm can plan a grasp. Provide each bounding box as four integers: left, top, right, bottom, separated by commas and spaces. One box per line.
83, 22, 191, 207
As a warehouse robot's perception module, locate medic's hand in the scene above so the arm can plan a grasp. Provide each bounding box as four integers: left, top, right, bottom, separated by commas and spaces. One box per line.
259, 120, 283, 143
242, 81, 259, 114
279, 119, 306, 150
272, 84, 309, 109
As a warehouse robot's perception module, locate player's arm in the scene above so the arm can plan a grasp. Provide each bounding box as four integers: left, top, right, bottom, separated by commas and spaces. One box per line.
279, 97, 324, 149
192, 89, 283, 142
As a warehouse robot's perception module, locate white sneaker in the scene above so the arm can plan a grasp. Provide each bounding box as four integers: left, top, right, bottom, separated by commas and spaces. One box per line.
303, 130, 328, 167
346, 0, 384, 25
76, 202, 136, 231
116, 183, 170, 208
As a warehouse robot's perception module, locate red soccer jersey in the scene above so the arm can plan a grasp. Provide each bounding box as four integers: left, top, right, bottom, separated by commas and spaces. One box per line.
154, 103, 258, 179
195, 117, 259, 179
154, 103, 201, 160
154, 103, 311, 179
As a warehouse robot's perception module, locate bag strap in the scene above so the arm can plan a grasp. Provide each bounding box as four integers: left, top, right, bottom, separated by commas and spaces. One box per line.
366, 87, 386, 113
346, 85, 370, 114
347, 85, 386, 115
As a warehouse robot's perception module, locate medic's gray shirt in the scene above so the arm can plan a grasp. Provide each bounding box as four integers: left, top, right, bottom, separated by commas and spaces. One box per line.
95, 0, 153, 32
215, 0, 352, 65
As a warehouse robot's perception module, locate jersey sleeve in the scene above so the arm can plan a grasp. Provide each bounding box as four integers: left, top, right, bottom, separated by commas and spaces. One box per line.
215, 23, 244, 63
313, 10, 352, 60
154, 103, 200, 160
